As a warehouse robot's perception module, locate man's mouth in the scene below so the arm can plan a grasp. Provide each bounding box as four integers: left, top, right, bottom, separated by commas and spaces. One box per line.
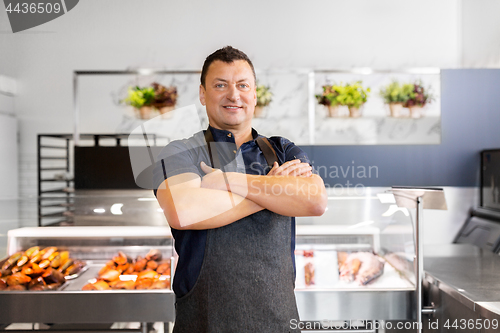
223, 105, 242, 110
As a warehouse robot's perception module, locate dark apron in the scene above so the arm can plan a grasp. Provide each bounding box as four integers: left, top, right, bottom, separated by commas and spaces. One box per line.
173, 130, 301, 333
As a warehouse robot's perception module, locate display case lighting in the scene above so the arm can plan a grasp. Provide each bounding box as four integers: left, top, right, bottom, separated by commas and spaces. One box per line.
138, 198, 157, 201
110, 203, 124, 215
93, 208, 105, 213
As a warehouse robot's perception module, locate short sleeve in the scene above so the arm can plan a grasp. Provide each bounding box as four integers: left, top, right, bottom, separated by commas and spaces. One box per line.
281, 138, 311, 165
152, 141, 202, 196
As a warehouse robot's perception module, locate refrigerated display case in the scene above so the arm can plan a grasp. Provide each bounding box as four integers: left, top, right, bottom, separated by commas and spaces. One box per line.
294, 188, 417, 326
0, 226, 175, 327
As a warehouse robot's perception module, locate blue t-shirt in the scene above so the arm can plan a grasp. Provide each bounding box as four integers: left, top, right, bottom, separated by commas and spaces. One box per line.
153, 126, 310, 297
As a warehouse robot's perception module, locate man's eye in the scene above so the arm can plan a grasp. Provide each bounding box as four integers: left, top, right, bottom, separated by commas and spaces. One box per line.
215, 83, 225, 88
239, 84, 249, 88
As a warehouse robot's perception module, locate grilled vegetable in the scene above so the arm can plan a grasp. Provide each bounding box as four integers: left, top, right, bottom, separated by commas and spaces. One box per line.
46, 283, 61, 290
65, 260, 85, 276
41, 247, 57, 260
16, 255, 29, 267
5, 284, 26, 291
100, 269, 120, 282
25, 246, 40, 259
134, 278, 153, 289
156, 262, 171, 275
29, 253, 42, 264
11, 266, 22, 274
146, 261, 158, 270
28, 276, 47, 289
58, 259, 73, 273
93, 280, 111, 290
38, 259, 51, 270
50, 253, 61, 268
150, 279, 169, 289
109, 280, 135, 290
42, 267, 65, 284
134, 257, 147, 272
112, 251, 130, 265
137, 270, 159, 280
6, 273, 31, 286
145, 249, 162, 261
2, 252, 22, 271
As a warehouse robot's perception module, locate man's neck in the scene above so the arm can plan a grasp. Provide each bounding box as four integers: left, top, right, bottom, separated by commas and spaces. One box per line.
232, 128, 253, 149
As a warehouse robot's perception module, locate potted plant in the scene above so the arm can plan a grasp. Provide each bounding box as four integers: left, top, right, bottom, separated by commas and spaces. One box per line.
316, 85, 341, 117
152, 82, 178, 118
403, 81, 434, 118
255, 83, 272, 118
122, 86, 155, 119
336, 81, 370, 117
379, 81, 413, 117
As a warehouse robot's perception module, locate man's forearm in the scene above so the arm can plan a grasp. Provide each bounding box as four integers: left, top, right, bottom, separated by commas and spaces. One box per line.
225, 173, 327, 217
158, 185, 264, 230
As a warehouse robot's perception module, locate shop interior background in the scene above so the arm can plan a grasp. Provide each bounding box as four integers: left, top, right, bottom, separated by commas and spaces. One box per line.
1, 0, 500, 256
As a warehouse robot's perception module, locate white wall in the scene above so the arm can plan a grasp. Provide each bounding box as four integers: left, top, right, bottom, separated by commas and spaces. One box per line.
462, 0, 500, 67
0, 75, 18, 199
0, 0, 462, 195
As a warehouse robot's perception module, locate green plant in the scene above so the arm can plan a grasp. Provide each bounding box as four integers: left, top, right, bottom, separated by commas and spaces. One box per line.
336, 81, 370, 108
256, 83, 272, 107
151, 82, 178, 108
316, 85, 340, 107
379, 81, 413, 104
122, 86, 155, 109
404, 81, 434, 107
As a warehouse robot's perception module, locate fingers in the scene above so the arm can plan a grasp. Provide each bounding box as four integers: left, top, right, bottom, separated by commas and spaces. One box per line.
267, 161, 279, 176
200, 161, 215, 174
268, 159, 313, 177
270, 159, 300, 175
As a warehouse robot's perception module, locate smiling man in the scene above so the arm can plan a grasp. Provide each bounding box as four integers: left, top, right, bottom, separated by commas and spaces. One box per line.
154, 46, 327, 332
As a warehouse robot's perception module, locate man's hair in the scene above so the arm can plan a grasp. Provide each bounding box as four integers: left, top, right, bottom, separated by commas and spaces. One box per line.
200, 46, 256, 87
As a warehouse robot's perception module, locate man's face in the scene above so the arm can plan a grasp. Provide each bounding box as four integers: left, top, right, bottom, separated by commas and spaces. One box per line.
200, 60, 256, 131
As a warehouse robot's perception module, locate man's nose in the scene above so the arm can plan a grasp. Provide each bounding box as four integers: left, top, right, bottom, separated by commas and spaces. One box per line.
226, 84, 240, 101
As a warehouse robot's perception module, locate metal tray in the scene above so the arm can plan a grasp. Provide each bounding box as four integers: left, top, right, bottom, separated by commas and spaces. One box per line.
0, 262, 175, 324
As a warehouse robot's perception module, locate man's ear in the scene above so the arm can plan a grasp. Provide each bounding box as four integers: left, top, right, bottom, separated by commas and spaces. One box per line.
199, 84, 206, 106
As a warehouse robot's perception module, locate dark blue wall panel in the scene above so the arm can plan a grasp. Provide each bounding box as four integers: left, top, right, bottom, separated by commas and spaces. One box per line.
302, 69, 500, 187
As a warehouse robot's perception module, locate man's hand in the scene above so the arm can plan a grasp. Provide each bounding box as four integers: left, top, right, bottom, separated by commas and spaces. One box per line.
268, 159, 313, 177
200, 161, 230, 191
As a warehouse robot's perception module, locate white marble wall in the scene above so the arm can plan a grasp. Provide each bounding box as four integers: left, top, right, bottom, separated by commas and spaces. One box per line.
77, 71, 441, 146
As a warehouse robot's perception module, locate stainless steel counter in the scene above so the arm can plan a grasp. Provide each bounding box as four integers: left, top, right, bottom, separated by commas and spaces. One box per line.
424, 243, 500, 325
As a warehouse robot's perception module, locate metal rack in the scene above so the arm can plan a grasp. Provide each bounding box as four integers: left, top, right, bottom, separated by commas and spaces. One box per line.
37, 134, 153, 227
37, 134, 74, 227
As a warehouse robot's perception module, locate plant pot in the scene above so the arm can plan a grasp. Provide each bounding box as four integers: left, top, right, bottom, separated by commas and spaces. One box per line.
254, 106, 267, 118
137, 106, 153, 120
409, 105, 423, 119
327, 105, 339, 117
389, 103, 403, 118
348, 106, 362, 118
159, 105, 175, 119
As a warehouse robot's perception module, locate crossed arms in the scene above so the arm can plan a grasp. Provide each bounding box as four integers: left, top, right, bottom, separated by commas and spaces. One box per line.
156, 159, 327, 230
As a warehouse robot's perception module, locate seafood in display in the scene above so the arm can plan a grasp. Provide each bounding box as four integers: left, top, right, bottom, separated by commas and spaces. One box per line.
0, 246, 85, 291
338, 252, 385, 285
303, 250, 315, 286
82, 250, 171, 291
